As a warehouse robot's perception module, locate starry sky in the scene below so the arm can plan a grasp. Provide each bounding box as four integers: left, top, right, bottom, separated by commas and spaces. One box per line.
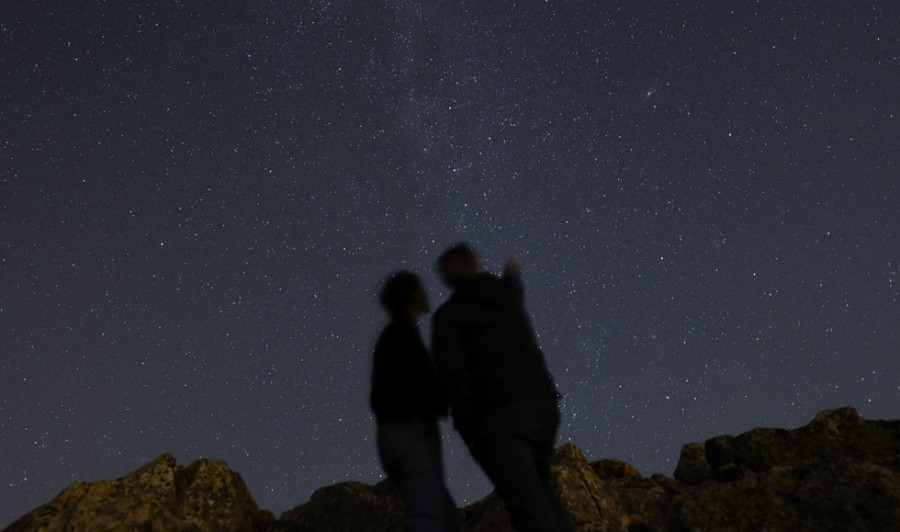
2, 0, 899, 525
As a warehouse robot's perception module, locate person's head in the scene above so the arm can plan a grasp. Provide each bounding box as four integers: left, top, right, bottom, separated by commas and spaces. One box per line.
379, 271, 429, 319
436, 242, 481, 288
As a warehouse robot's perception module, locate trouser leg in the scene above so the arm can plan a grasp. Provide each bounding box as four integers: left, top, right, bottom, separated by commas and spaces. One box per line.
378, 419, 462, 532
473, 434, 562, 532
471, 399, 573, 532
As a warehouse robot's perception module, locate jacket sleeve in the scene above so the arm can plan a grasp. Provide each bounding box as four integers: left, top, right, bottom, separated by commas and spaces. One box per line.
432, 308, 476, 441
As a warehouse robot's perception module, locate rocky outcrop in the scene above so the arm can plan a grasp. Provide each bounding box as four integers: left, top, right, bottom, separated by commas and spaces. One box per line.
274, 407, 900, 532
3, 453, 275, 532
268, 479, 405, 532
668, 406, 900, 532
5, 407, 899, 532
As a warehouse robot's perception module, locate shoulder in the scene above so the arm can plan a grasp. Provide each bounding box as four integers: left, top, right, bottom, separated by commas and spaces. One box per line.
377, 319, 399, 339
375, 319, 406, 347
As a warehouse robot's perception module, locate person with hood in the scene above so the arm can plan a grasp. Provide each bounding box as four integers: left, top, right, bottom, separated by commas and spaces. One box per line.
370, 271, 462, 532
432, 243, 572, 532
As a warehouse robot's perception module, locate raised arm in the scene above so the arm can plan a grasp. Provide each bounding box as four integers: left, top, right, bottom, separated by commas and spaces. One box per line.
502, 255, 524, 301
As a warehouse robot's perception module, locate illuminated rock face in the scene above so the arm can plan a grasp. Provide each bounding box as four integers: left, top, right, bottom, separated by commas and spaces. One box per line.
2, 453, 275, 532
5, 407, 899, 532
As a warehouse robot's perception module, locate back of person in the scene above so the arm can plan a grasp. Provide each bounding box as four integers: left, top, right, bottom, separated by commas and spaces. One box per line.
432, 244, 573, 532
434, 271, 558, 416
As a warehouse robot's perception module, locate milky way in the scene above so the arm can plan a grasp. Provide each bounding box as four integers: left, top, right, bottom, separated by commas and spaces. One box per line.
2, 1, 898, 525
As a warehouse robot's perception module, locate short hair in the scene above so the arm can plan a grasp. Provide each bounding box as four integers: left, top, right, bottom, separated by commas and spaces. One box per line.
379, 271, 422, 317
436, 242, 481, 288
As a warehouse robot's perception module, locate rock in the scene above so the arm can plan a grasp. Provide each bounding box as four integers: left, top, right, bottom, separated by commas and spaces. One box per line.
554, 444, 678, 532
671, 406, 900, 532
675, 406, 899, 484
5, 407, 899, 532
459, 491, 512, 531
3, 453, 275, 532
548, 443, 675, 532
272, 479, 404, 532
672, 441, 713, 484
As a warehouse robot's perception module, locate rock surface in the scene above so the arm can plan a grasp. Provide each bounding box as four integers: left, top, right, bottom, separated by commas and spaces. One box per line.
273, 406, 900, 532
5, 407, 899, 532
3, 453, 275, 532
268, 479, 405, 532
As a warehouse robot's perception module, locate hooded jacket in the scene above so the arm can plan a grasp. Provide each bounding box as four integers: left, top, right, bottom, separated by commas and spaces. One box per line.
432, 271, 559, 440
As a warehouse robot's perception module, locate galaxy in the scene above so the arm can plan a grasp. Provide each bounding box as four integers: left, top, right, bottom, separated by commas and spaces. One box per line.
1, 1, 898, 525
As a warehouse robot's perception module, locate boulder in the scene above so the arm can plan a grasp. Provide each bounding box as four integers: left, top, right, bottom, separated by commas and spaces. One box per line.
271, 479, 404, 532
3, 453, 274, 532
670, 406, 900, 531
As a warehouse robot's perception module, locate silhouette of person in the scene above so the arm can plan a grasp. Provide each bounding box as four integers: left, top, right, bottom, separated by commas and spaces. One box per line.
432, 244, 573, 532
370, 271, 462, 532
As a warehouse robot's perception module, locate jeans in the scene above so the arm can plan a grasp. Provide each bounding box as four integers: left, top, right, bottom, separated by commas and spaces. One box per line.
470, 399, 573, 532
377, 417, 462, 532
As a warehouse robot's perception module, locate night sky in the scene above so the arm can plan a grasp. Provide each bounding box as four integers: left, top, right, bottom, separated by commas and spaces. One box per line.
2, 1, 899, 525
